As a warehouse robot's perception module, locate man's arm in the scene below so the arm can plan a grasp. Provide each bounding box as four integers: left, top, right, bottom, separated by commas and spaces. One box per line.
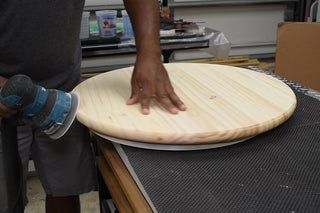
123, 0, 186, 115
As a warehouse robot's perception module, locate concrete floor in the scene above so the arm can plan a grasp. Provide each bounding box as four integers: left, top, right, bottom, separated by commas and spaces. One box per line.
25, 176, 100, 213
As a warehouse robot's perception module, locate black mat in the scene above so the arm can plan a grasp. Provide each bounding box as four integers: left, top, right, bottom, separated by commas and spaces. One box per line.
119, 90, 320, 212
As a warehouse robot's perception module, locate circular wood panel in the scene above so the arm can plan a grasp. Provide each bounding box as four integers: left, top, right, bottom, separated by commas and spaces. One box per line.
74, 63, 296, 144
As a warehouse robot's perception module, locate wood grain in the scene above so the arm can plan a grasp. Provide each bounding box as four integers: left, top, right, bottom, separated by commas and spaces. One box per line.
74, 63, 296, 144
98, 140, 153, 213
96, 156, 134, 213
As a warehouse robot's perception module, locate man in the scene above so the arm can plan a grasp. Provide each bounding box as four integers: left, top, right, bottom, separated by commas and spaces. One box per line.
0, 0, 186, 212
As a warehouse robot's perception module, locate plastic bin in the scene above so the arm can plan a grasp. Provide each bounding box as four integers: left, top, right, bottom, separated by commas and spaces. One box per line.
80, 12, 90, 39
121, 10, 134, 38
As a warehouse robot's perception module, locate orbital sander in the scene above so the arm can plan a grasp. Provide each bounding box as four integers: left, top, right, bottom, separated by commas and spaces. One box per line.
0, 74, 79, 139
0, 74, 79, 213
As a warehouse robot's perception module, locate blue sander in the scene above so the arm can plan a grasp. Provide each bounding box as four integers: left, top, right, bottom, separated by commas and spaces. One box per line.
0, 74, 79, 139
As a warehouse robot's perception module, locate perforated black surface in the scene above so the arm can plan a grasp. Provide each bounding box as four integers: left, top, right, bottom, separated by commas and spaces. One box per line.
119, 90, 320, 213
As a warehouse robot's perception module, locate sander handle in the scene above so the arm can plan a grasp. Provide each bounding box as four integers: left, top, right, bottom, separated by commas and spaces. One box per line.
0, 75, 47, 117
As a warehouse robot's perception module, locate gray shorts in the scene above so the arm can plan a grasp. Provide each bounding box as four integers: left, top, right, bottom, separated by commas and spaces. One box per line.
0, 120, 97, 211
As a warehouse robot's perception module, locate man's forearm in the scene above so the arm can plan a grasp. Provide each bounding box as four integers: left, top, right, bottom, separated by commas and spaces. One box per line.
123, 0, 186, 114
123, 0, 162, 60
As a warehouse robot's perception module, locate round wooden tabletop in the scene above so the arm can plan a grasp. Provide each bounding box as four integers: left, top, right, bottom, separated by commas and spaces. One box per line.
74, 63, 296, 144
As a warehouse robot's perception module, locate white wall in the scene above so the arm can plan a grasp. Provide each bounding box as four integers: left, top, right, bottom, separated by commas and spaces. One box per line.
82, 1, 288, 69
317, 1, 320, 21
173, 4, 286, 60
85, 0, 122, 6
81, 55, 136, 69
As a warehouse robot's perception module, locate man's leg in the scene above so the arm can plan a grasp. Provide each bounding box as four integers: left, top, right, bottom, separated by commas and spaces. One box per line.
32, 121, 97, 213
46, 195, 80, 213
0, 123, 33, 213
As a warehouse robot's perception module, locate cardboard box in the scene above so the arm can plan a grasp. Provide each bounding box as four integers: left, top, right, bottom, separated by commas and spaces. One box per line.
275, 22, 320, 91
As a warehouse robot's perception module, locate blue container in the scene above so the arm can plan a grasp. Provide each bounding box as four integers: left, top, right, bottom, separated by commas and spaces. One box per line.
96, 10, 117, 38
121, 10, 134, 38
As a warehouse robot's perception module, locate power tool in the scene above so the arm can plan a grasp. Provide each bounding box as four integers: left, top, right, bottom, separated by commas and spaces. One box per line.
0, 74, 79, 213
0, 74, 79, 139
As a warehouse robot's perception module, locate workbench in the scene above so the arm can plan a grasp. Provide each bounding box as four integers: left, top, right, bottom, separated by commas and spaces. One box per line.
81, 28, 218, 64
93, 67, 320, 213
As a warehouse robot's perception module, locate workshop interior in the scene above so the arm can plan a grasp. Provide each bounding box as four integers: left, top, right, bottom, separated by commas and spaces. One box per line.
0, 0, 319, 212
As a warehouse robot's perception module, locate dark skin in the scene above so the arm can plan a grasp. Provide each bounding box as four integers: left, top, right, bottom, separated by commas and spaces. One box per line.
46, 195, 80, 213
124, 0, 186, 114
0, 76, 16, 118
0, 0, 186, 212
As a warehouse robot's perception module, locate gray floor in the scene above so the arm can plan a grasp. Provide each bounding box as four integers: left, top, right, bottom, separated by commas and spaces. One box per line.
25, 176, 99, 213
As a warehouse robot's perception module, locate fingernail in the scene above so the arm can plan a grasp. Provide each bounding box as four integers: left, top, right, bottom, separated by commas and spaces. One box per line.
142, 109, 150, 115
180, 104, 187, 110
171, 108, 179, 114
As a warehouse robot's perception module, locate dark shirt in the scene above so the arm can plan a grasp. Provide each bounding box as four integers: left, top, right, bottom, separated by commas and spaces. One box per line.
0, 0, 85, 91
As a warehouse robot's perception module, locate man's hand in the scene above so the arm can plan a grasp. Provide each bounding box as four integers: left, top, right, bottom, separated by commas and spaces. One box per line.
127, 56, 186, 115
0, 76, 17, 118
123, 0, 186, 114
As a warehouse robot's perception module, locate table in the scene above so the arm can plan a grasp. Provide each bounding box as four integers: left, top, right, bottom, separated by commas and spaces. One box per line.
93, 67, 320, 213
81, 28, 217, 63
96, 140, 151, 213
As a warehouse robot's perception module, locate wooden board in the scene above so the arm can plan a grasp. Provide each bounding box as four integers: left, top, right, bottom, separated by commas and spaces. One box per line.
74, 63, 296, 144
96, 156, 134, 213
97, 140, 152, 213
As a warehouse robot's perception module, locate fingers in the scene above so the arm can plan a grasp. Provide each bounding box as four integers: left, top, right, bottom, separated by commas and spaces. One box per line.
168, 92, 187, 111
130, 91, 152, 115
140, 94, 151, 115
157, 95, 179, 114
128, 91, 186, 115
128, 64, 186, 115
127, 87, 186, 115
157, 82, 186, 114
140, 83, 153, 115
127, 84, 152, 115
126, 93, 139, 105
127, 80, 140, 105
127, 83, 152, 115
0, 103, 16, 118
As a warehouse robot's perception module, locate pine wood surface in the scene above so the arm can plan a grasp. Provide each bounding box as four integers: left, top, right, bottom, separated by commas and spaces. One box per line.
74, 63, 296, 144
